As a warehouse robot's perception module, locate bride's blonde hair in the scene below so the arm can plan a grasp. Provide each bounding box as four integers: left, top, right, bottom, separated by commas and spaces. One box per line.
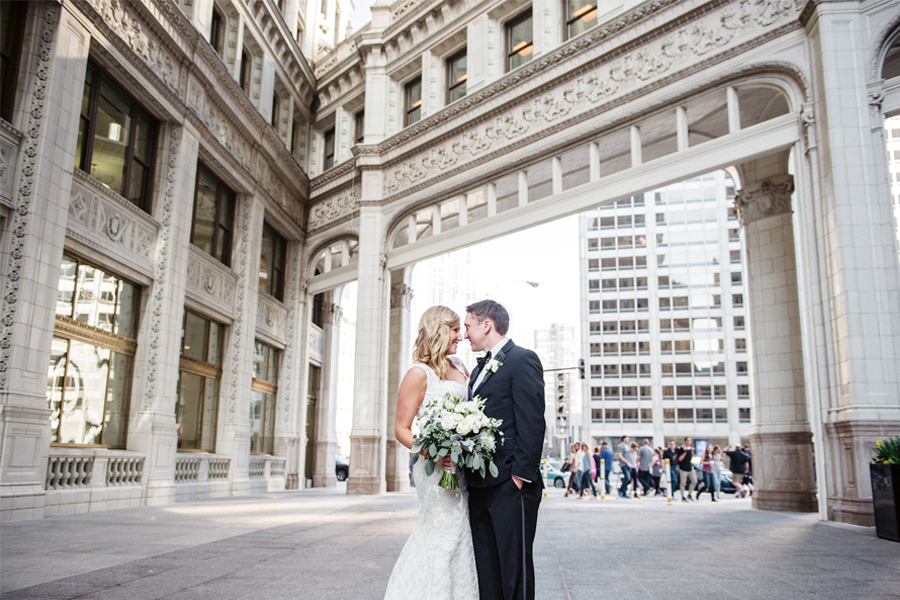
412, 305, 459, 380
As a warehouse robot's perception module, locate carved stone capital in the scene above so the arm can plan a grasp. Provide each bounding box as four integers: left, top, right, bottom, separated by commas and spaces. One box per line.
734, 174, 794, 226
390, 283, 414, 309
868, 81, 886, 131
327, 303, 344, 323
800, 102, 816, 150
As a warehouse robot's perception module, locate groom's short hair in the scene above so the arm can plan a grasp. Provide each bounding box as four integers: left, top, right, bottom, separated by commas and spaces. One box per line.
465, 300, 509, 335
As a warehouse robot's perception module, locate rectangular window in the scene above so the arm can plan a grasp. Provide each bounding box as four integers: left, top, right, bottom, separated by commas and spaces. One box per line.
734, 316, 745, 329
589, 258, 600, 271
697, 408, 712, 422
588, 238, 600, 250
271, 90, 281, 127
637, 320, 649, 332
600, 237, 615, 248
604, 364, 619, 375
620, 299, 634, 311
739, 407, 751, 422
446, 49, 467, 104
603, 342, 618, 354
323, 127, 335, 170
177, 310, 225, 451
506, 11, 533, 71
589, 300, 601, 313
622, 409, 638, 422
49, 255, 138, 447
730, 250, 741, 263
210, 3, 225, 55
240, 48, 252, 92
591, 409, 603, 421
405, 76, 422, 126
75, 62, 157, 212
738, 384, 749, 397
191, 163, 236, 266
731, 272, 742, 284
600, 216, 615, 229
590, 364, 602, 376
620, 321, 635, 332
0, 1, 27, 121
715, 408, 727, 422
602, 299, 616, 311
640, 386, 652, 397
251, 341, 280, 454
260, 222, 287, 301
602, 321, 618, 332
605, 409, 620, 422
663, 408, 675, 422
355, 110, 365, 144
735, 338, 746, 351
312, 293, 326, 328
638, 342, 650, 354
677, 408, 694, 422
659, 297, 671, 308
565, 0, 598, 40
640, 408, 652, 422
604, 386, 619, 398
590, 343, 601, 355
736, 361, 748, 373
589, 280, 600, 291
601, 278, 616, 289
620, 342, 636, 354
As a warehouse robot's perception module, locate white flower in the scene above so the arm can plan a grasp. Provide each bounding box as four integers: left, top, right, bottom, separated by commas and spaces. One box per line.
486, 358, 502, 373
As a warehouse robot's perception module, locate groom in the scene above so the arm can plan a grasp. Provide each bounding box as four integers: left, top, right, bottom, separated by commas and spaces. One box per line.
463, 300, 545, 600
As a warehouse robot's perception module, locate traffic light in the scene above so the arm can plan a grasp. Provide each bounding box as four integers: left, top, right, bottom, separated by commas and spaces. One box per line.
579, 358, 585, 379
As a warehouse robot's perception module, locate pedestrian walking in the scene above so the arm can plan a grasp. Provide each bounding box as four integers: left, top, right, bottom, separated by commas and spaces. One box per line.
578, 442, 598, 499
700, 446, 717, 502
592, 446, 602, 484
651, 448, 663, 495
725, 444, 750, 498
712, 445, 724, 499
564, 443, 580, 498
629, 442, 641, 499
617, 436, 634, 498
600, 442, 614, 495
677, 437, 698, 502
637, 439, 654, 495
663, 440, 680, 495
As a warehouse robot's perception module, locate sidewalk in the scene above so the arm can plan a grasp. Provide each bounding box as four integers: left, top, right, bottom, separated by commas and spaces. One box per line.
2, 486, 899, 599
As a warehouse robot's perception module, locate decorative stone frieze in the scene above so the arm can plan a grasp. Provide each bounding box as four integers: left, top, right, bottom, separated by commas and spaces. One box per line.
390, 283, 413, 309
256, 291, 288, 346
67, 172, 159, 277
0, 2, 60, 391
734, 174, 794, 225
379, 0, 803, 200
279, 243, 302, 432
309, 187, 359, 230
83, 0, 179, 89
185, 246, 239, 319
226, 198, 254, 425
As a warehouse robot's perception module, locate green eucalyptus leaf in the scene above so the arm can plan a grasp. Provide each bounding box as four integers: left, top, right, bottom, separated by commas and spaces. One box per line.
425, 460, 435, 476
489, 461, 499, 478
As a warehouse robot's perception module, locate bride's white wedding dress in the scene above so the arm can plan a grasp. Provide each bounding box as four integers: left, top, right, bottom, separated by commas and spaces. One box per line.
383, 357, 479, 600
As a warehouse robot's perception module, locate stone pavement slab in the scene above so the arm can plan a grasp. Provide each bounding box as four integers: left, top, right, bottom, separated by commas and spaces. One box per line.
2, 486, 899, 600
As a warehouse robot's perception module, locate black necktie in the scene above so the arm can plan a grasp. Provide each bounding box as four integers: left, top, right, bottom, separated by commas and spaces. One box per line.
476, 351, 492, 372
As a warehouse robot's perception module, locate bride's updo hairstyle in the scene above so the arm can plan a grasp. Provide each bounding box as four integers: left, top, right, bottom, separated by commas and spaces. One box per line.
411, 305, 459, 380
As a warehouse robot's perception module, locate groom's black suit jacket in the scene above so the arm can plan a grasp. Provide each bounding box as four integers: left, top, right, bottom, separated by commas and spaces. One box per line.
467, 339, 545, 487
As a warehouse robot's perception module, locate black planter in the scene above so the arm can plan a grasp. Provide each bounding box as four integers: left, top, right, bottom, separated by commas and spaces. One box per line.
871, 463, 900, 542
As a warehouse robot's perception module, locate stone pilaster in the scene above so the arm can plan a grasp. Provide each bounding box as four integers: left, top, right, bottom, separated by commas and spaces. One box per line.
0, 4, 85, 521
736, 169, 816, 513
219, 194, 266, 493
803, 2, 900, 524
386, 271, 414, 492
347, 204, 388, 495
313, 298, 342, 487
130, 122, 200, 506
274, 242, 306, 490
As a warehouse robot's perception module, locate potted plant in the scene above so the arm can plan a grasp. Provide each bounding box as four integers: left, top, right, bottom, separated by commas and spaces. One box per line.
871, 437, 900, 542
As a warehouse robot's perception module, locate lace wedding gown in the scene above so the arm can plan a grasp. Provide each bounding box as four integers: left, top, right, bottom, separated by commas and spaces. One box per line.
383, 358, 479, 600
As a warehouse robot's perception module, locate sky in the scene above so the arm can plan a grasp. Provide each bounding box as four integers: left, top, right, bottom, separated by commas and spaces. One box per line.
463, 216, 581, 351
351, 0, 376, 31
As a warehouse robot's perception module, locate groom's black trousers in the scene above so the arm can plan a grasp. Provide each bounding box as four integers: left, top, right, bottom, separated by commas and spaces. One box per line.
468, 478, 542, 600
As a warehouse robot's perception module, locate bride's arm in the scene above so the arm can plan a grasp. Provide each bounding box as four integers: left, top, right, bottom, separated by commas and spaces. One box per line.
395, 367, 428, 450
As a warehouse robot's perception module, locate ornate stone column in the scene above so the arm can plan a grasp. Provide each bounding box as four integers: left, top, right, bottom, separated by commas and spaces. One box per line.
386, 270, 414, 492
314, 298, 342, 487
0, 5, 87, 520
347, 205, 389, 494
735, 168, 816, 513
802, 2, 900, 524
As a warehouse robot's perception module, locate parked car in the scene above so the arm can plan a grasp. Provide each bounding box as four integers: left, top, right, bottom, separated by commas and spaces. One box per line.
541, 460, 568, 489
335, 456, 349, 482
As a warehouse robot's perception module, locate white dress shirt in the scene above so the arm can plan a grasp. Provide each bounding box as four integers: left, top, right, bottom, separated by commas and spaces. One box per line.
472, 337, 509, 391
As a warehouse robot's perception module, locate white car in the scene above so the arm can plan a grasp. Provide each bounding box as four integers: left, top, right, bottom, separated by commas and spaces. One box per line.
540, 461, 568, 489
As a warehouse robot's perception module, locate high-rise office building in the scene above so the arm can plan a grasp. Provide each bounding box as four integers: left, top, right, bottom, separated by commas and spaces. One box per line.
579, 171, 752, 450
534, 323, 580, 456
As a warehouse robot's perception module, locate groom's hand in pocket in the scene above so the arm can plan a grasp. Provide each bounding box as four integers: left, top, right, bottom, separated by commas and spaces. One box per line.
512, 476, 524, 490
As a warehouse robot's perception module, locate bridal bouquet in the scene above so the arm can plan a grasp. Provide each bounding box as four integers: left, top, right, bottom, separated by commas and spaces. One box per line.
411, 391, 503, 490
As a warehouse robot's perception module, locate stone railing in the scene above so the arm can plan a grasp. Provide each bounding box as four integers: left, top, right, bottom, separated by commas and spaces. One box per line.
174, 454, 231, 484
43, 449, 146, 516
45, 449, 145, 490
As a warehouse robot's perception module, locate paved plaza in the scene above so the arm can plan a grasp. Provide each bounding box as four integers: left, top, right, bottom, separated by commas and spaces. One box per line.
2, 486, 899, 600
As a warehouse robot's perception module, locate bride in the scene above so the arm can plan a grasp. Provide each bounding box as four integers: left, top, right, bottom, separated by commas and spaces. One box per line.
383, 305, 479, 600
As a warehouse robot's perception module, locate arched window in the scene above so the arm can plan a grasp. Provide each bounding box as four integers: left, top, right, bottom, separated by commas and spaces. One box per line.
883, 34, 900, 80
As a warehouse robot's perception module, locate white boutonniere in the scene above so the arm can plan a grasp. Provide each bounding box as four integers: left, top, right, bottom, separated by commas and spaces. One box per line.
485, 358, 502, 373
